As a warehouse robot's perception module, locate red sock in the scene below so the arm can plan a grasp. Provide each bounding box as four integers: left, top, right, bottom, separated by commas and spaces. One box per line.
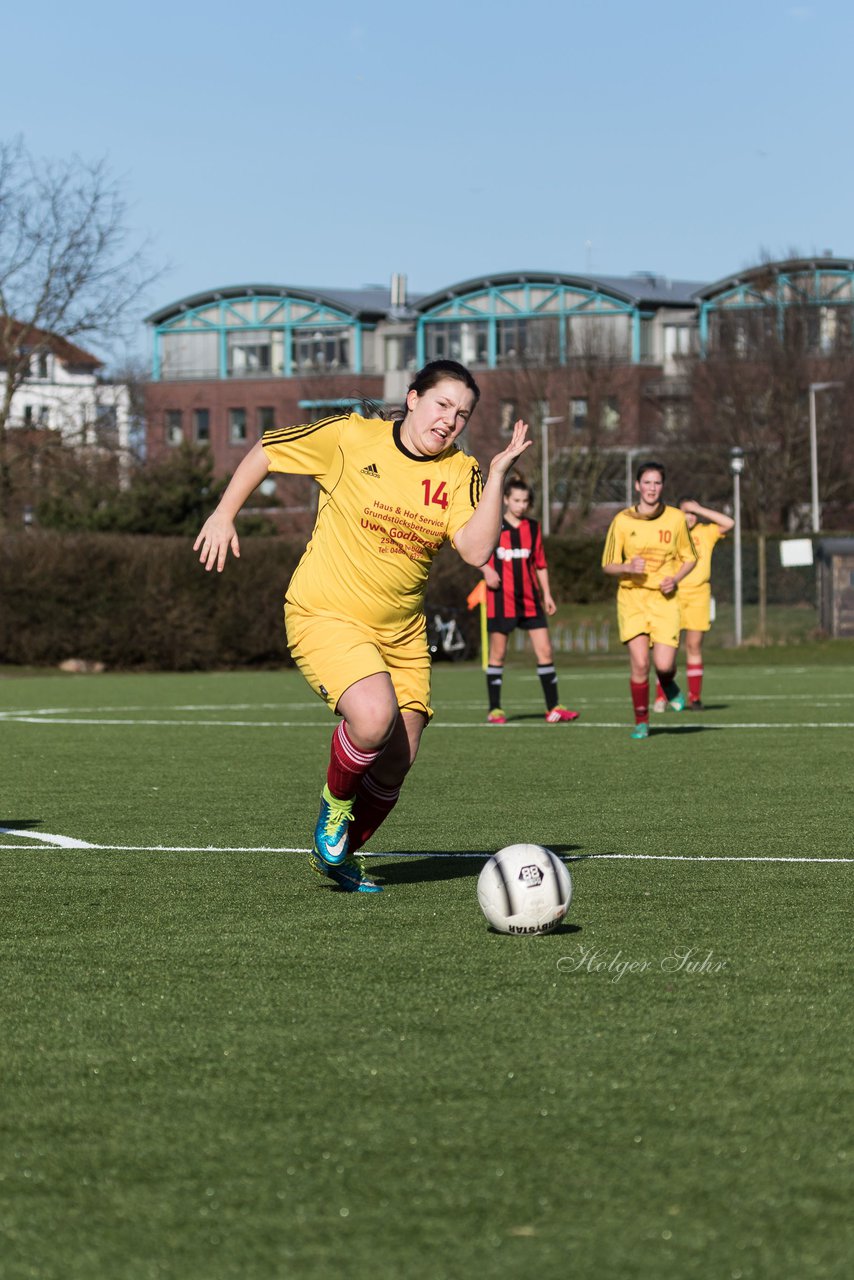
655, 679, 665, 701
326, 723, 381, 800
349, 773, 401, 851
687, 665, 703, 703
630, 680, 649, 723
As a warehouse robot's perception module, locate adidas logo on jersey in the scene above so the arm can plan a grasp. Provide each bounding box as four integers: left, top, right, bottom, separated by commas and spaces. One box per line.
361, 463, 380, 477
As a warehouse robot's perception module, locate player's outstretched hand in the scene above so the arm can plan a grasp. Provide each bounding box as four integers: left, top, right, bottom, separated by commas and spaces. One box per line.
194, 513, 240, 573
488, 420, 532, 478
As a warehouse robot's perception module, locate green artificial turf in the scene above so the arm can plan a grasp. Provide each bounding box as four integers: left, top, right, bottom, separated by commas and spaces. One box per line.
1, 662, 851, 1279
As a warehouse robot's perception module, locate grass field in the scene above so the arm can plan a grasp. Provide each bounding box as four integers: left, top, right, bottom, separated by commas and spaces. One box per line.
1, 655, 852, 1279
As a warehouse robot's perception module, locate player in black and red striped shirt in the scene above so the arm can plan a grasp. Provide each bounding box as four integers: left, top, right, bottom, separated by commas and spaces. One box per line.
481, 478, 580, 725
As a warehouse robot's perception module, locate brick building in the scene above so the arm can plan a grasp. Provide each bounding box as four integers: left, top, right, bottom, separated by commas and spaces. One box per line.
144, 258, 854, 531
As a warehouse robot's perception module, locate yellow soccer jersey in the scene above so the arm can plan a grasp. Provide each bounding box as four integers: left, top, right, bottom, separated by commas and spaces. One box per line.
679, 521, 723, 592
262, 413, 484, 629
602, 504, 697, 593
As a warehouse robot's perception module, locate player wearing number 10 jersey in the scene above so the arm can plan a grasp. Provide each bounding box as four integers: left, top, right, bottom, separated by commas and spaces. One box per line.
194, 360, 532, 892
602, 461, 696, 739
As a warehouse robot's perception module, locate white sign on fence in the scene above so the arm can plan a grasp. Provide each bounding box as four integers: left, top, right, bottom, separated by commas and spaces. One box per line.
779, 539, 814, 568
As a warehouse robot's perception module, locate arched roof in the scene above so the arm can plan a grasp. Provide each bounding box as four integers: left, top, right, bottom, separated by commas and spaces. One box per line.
145, 283, 394, 326
696, 257, 854, 303
415, 270, 703, 313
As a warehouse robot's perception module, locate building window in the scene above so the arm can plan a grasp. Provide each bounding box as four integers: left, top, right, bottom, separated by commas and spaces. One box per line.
257, 406, 275, 435
569, 398, 588, 430
424, 321, 489, 366
713, 310, 773, 357
496, 317, 559, 366
662, 403, 689, 435
814, 305, 844, 354
94, 406, 117, 446
30, 352, 50, 379
227, 331, 272, 377
639, 318, 655, 361
567, 313, 630, 360
499, 400, 517, 434
161, 331, 219, 379
23, 404, 50, 427
664, 324, 693, 367
166, 410, 183, 445
293, 328, 350, 372
229, 408, 247, 444
600, 397, 621, 432
384, 334, 416, 371
193, 409, 210, 442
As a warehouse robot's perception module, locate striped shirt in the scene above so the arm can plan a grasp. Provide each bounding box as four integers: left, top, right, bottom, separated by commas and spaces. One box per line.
486, 517, 547, 621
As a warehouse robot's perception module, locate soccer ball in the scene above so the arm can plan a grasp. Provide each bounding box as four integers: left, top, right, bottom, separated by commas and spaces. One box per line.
477, 844, 572, 936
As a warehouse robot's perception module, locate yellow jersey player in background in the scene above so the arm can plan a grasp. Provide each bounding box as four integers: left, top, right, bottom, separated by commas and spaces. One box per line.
653, 498, 734, 712
602, 461, 697, 740
194, 360, 531, 892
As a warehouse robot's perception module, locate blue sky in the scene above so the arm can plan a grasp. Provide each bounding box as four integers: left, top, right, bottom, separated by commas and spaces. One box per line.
3, 0, 852, 358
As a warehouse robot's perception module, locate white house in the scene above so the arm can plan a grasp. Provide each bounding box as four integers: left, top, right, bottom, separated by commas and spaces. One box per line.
2, 325, 132, 453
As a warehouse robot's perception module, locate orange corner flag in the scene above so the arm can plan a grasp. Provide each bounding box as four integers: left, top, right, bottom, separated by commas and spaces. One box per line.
466, 579, 487, 610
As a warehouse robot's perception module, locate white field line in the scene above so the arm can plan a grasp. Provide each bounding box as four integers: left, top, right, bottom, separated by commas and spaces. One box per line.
0, 831, 850, 863
0, 828, 93, 848
3, 712, 854, 730
4, 690, 854, 716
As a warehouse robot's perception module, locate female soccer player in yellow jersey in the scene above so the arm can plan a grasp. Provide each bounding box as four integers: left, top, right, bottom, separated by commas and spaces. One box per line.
601, 461, 697, 740
653, 498, 734, 711
194, 360, 531, 892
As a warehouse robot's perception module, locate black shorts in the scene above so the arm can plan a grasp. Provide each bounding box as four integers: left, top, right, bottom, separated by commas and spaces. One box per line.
487, 612, 548, 636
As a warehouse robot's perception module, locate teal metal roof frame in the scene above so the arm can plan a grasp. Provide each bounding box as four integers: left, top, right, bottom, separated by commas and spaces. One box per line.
148, 286, 376, 380
415, 272, 651, 366
696, 258, 854, 353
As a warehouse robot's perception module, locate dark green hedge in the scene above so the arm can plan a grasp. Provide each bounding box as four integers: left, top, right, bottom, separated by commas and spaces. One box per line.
0, 533, 301, 670
0, 530, 821, 670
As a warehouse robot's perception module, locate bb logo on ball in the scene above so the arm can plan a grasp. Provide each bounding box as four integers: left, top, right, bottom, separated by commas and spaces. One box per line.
477, 844, 572, 936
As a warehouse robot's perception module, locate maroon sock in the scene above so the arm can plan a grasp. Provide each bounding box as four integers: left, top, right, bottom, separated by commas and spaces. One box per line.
326, 723, 381, 800
687, 665, 703, 702
349, 773, 401, 851
630, 680, 649, 723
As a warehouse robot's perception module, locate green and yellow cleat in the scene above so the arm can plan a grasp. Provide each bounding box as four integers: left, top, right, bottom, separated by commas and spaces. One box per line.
309, 847, 383, 893
313, 784, 354, 865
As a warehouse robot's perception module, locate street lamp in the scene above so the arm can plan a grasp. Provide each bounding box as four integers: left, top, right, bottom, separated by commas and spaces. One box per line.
540, 415, 563, 536
730, 447, 745, 646
807, 381, 843, 533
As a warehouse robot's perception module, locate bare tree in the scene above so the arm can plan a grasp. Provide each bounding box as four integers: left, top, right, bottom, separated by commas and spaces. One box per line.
484, 315, 628, 532
0, 137, 158, 525
686, 279, 854, 533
